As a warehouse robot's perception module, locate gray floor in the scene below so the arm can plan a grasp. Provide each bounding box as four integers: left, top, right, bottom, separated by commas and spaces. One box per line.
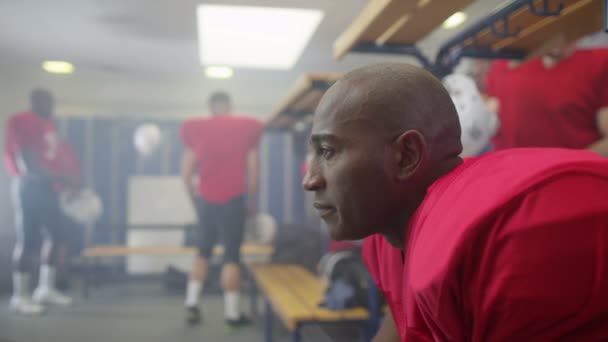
0, 282, 345, 342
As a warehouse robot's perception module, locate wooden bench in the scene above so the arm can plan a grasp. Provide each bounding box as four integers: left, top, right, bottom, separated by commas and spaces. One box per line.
82, 244, 273, 257
81, 244, 273, 297
248, 264, 381, 342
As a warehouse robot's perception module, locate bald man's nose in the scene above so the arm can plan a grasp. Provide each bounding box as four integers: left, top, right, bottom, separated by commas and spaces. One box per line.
302, 168, 325, 192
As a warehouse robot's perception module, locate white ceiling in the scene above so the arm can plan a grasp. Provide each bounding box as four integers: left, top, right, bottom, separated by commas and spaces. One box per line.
0, 0, 507, 118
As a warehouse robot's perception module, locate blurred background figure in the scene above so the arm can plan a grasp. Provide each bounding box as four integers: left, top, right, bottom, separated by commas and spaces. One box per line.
485, 36, 608, 155
4, 89, 76, 315
180, 92, 263, 327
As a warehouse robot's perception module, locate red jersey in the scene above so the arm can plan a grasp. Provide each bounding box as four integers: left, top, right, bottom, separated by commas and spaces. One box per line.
180, 115, 263, 203
364, 148, 608, 341
486, 49, 608, 150
49, 141, 81, 191
55, 142, 81, 180
4, 111, 61, 177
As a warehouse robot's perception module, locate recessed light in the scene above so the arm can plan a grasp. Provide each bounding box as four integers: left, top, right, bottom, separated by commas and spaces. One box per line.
42, 60, 74, 74
205, 66, 234, 79
197, 5, 324, 70
442, 12, 467, 29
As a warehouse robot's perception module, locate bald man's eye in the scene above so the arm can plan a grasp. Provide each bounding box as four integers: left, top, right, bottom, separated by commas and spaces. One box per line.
319, 146, 335, 160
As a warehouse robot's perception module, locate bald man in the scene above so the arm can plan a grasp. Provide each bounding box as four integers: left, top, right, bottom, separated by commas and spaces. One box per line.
303, 63, 608, 341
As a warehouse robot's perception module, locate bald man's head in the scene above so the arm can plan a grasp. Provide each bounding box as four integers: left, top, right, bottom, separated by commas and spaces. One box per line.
317, 63, 462, 159
303, 63, 463, 244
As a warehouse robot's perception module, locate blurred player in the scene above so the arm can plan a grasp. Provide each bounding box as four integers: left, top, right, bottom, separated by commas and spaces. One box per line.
4, 89, 76, 315
486, 38, 608, 154
180, 92, 263, 326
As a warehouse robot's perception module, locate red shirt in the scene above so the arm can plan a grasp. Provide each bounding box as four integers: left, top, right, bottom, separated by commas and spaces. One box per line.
50, 141, 81, 191
4, 111, 60, 177
180, 115, 263, 203
486, 49, 608, 150
55, 142, 81, 180
364, 148, 608, 341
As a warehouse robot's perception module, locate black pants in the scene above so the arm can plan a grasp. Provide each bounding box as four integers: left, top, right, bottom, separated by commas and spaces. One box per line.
195, 196, 246, 263
12, 178, 67, 251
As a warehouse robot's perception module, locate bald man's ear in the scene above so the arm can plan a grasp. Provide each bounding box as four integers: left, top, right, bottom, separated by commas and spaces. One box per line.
393, 130, 426, 181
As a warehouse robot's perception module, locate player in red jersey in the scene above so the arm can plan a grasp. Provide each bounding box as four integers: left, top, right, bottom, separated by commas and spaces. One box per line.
486, 42, 608, 154
4, 89, 77, 315
180, 92, 263, 326
303, 64, 608, 341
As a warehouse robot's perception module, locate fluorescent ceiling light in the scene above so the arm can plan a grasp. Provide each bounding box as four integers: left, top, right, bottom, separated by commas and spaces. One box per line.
197, 5, 324, 70
442, 12, 467, 29
42, 60, 74, 74
205, 66, 233, 79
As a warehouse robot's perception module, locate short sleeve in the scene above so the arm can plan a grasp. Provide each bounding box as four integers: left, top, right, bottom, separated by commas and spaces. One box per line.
61, 143, 81, 179
6, 116, 25, 152
180, 121, 195, 148
247, 119, 264, 148
4, 117, 24, 173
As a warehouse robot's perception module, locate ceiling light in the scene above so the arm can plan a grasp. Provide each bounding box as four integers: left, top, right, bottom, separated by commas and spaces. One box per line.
442, 12, 467, 29
42, 61, 74, 74
205, 66, 233, 79
197, 5, 324, 70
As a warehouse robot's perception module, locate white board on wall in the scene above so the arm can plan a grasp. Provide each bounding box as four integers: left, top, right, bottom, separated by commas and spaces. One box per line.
128, 176, 197, 226
126, 229, 192, 275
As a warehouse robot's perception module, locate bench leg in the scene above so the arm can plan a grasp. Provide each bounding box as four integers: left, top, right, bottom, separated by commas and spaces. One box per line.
292, 324, 301, 342
250, 282, 258, 317
264, 300, 273, 342
82, 257, 91, 299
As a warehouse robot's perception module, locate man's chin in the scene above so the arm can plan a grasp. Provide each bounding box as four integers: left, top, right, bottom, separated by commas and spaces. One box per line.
325, 223, 345, 241
325, 223, 360, 241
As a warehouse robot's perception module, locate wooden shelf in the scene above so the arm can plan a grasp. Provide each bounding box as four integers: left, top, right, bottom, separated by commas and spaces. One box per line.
334, 0, 473, 60
457, 0, 604, 60
334, 0, 605, 75
265, 73, 342, 130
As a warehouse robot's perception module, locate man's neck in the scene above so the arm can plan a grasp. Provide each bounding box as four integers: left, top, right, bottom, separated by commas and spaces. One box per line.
32, 111, 51, 120
381, 157, 463, 249
381, 189, 424, 250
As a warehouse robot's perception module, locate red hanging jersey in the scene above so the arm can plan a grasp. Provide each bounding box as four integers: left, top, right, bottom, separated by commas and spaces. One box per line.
486, 49, 608, 150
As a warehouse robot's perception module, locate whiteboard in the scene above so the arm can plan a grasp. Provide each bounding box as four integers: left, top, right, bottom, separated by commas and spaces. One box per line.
128, 176, 197, 226
126, 229, 192, 275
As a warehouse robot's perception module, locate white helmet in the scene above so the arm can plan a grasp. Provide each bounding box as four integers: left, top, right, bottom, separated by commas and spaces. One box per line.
60, 188, 103, 225
443, 73, 499, 157
245, 213, 277, 245
133, 123, 163, 156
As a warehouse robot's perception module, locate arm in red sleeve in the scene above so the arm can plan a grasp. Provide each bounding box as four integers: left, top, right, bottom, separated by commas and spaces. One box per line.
587, 51, 608, 156
4, 118, 21, 174
470, 174, 608, 341
5, 117, 43, 176
179, 122, 193, 148
247, 119, 264, 147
